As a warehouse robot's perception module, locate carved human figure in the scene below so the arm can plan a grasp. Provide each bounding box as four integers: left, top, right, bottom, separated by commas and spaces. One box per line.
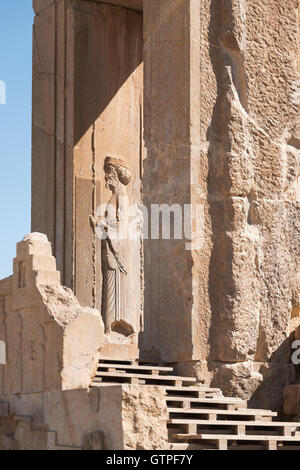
98, 156, 136, 335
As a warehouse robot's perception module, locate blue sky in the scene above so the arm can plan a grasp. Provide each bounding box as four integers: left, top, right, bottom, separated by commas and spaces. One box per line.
0, 1, 34, 278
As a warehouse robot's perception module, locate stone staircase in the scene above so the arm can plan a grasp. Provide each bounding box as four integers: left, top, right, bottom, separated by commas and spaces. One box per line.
0, 401, 80, 450
91, 358, 300, 451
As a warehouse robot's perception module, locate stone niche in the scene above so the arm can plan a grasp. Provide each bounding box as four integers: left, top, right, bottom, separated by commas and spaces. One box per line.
0, 233, 105, 394
31, 0, 144, 356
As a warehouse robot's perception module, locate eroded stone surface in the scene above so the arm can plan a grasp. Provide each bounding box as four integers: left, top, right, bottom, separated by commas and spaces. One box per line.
141, 0, 300, 411
0, 233, 105, 393
0, 385, 168, 450
122, 385, 170, 450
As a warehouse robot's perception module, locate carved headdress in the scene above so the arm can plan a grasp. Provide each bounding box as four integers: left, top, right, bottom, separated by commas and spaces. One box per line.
104, 156, 131, 186
104, 156, 129, 170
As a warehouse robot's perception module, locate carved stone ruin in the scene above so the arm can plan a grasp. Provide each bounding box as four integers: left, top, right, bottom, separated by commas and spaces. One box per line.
0, 0, 299, 451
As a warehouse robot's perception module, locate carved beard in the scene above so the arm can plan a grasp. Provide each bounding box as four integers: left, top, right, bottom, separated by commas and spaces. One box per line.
105, 169, 118, 190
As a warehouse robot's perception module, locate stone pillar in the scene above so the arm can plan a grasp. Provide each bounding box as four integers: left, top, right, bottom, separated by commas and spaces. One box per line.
141, 0, 209, 363
142, 0, 300, 410
32, 0, 75, 289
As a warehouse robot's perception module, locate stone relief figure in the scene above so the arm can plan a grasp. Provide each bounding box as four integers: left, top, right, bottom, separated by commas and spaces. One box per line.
96, 156, 137, 335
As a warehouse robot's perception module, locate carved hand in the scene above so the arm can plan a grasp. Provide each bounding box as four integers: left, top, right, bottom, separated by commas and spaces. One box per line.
90, 215, 108, 232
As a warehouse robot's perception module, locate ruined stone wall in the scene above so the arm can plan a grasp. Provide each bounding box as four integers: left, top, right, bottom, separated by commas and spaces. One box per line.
203, 0, 300, 409
0, 233, 104, 394
0, 385, 169, 450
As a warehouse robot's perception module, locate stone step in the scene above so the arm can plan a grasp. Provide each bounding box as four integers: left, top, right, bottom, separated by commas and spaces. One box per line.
169, 443, 190, 450
168, 407, 277, 420
168, 418, 300, 427
172, 434, 300, 450
169, 439, 300, 451
90, 382, 122, 387
167, 396, 246, 406
2, 412, 81, 450
99, 357, 168, 367
167, 398, 245, 412
98, 363, 174, 374
165, 386, 222, 395
168, 419, 300, 436
93, 372, 196, 386
90, 382, 222, 397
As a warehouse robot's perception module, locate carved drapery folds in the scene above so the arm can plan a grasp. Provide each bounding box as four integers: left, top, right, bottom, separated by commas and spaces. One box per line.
100, 157, 137, 336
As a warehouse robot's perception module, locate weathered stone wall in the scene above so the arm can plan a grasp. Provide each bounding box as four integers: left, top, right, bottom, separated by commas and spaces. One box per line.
202, 0, 300, 410
122, 385, 169, 450
0, 385, 169, 450
0, 233, 105, 394
142, 0, 300, 410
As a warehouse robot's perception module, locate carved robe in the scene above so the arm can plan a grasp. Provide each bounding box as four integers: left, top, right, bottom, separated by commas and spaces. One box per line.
101, 186, 136, 334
